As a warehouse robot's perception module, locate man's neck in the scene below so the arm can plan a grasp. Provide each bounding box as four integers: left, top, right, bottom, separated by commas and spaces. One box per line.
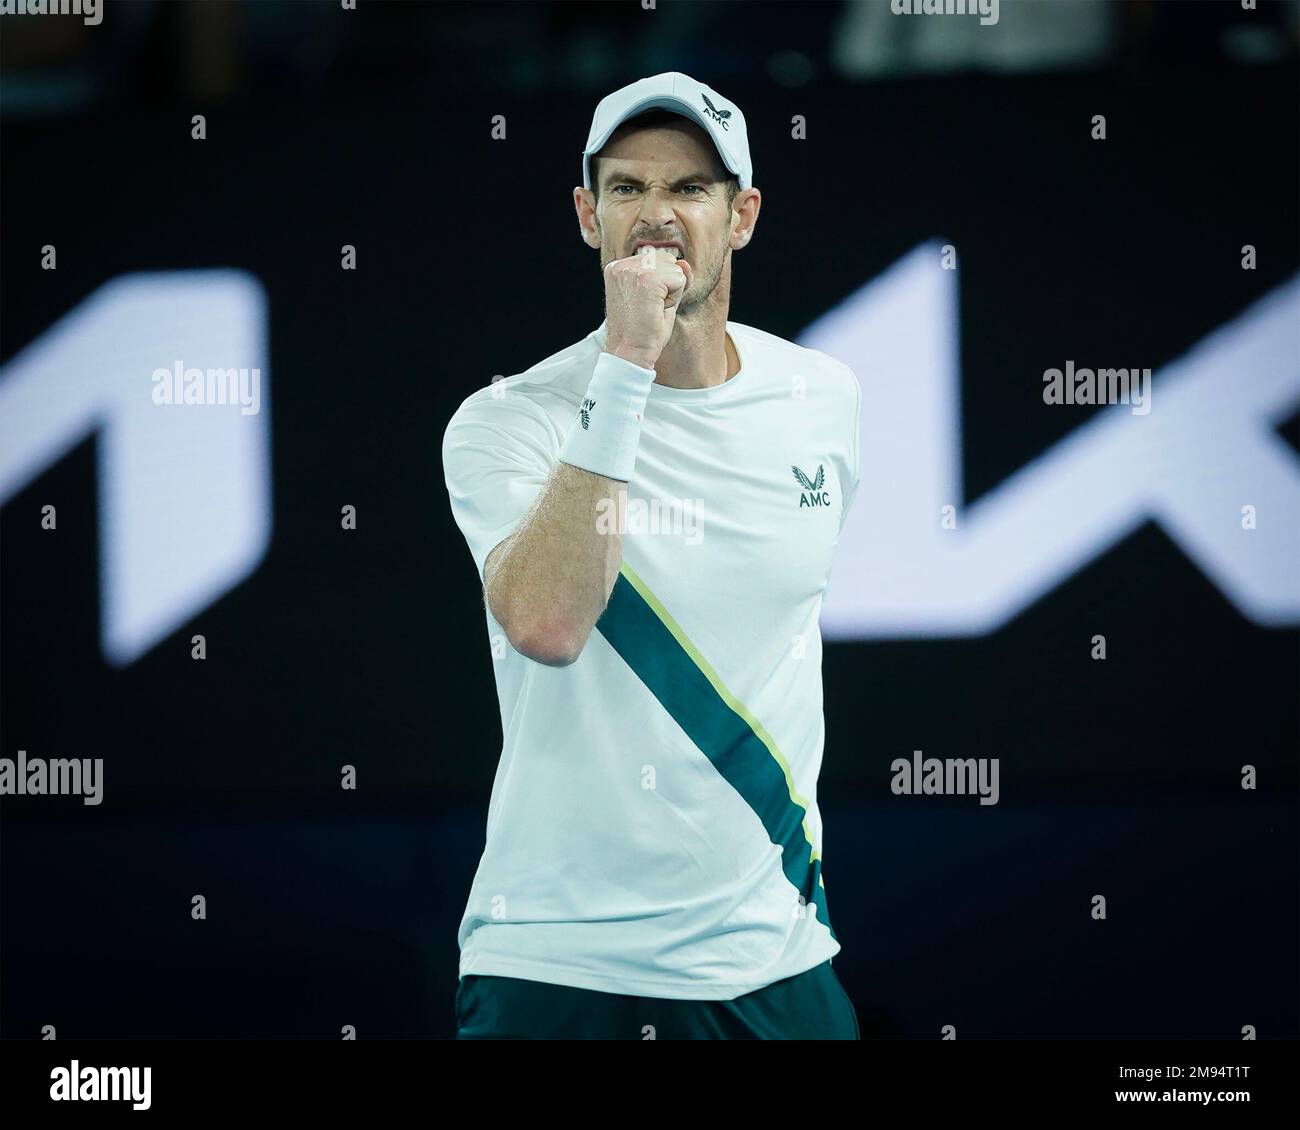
651, 310, 739, 390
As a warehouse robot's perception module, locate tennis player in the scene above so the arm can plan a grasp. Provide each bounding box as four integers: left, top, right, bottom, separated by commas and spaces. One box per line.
442, 72, 862, 1039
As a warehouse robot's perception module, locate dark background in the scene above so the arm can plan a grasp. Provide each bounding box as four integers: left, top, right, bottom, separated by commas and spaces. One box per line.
2, 0, 1297, 1038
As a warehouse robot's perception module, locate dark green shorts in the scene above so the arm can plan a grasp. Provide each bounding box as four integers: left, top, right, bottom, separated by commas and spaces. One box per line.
456, 959, 860, 1040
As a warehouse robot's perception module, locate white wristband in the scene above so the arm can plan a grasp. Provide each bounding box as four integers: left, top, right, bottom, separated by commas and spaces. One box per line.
557, 350, 657, 482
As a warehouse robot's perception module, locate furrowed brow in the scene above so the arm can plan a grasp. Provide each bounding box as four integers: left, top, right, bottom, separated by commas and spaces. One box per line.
603, 171, 720, 190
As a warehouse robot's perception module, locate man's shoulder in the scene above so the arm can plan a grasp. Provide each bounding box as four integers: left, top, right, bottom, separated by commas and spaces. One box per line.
730, 321, 859, 397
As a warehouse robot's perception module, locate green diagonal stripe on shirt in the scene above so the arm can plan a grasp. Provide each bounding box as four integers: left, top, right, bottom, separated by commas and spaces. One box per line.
596, 561, 835, 942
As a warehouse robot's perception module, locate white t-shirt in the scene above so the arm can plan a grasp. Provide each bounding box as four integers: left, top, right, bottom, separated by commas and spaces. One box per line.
441, 317, 861, 1000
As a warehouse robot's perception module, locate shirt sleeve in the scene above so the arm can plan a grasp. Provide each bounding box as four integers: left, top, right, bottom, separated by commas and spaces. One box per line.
441, 389, 559, 581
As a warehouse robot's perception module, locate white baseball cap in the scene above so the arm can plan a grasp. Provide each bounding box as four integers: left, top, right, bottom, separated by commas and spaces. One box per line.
582, 71, 752, 192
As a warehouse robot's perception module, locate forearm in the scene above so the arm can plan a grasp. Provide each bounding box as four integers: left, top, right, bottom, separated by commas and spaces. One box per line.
484, 345, 658, 664
485, 460, 624, 666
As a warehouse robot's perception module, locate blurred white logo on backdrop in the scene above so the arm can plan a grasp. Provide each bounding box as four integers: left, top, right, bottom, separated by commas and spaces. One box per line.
804, 243, 1300, 638
0, 271, 272, 666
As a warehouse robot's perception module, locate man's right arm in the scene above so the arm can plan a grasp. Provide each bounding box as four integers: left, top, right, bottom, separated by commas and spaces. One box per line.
443, 348, 661, 668
482, 459, 626, 667
447, 248, 688, 666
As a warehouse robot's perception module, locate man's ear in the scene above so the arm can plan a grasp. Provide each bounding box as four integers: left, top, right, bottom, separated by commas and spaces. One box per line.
728, 187, 760, 251
574, 187, 601, 250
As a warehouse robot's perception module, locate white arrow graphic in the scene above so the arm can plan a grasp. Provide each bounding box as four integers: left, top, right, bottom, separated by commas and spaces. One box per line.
0, 271, 272, 665
804, 243, 1300, 638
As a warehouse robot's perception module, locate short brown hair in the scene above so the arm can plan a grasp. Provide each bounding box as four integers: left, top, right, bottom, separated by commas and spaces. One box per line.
591, 109, 739, 207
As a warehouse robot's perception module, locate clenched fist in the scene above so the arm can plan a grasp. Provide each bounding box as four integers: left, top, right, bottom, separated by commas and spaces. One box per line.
603, 245, 693, 369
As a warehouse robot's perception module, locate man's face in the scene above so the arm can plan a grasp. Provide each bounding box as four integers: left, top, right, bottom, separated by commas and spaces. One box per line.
589, 121, 735, 317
